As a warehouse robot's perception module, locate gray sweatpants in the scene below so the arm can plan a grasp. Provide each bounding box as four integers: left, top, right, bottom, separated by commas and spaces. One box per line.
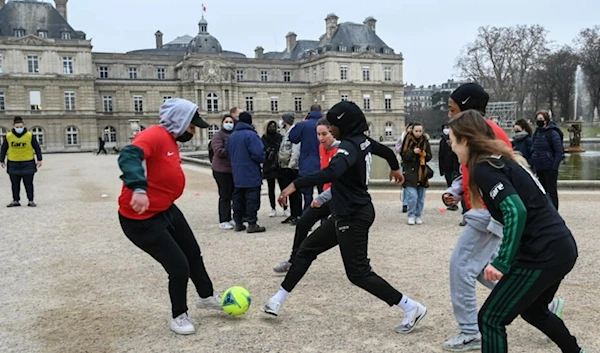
449, 209, 503, 335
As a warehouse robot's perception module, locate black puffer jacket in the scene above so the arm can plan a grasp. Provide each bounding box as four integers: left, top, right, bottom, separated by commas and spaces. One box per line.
261, 120, 282, 179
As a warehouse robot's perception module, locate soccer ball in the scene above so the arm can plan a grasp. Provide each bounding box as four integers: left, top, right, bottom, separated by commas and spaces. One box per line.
221, 286, 251, 316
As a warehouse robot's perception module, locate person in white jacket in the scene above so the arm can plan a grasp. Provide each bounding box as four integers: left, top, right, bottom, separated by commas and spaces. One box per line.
278, 113, 302, 224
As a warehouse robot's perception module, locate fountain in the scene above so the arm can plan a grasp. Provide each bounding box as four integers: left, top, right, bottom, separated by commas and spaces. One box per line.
566, 65, 591, 153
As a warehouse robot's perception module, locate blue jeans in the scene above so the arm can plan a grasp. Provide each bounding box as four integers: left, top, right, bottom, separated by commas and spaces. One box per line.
404, 186, 425, 218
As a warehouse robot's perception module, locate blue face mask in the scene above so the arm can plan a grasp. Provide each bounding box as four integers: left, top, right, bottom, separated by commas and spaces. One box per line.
223, 123, 234, 131
14, 128, 24, 134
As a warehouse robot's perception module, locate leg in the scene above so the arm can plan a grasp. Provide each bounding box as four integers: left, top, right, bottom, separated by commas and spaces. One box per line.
449, 219, 501, 335
245, 186, 261, 225
337, 203, 403, 306
267, 178, 276, 210
404, 187, 418, 219
478, 263, 580, 353
232, 188, 245, 224
281, 218, 338, 292
165, 205, 215, 299
538, 171, 559, 210
119, 212, 191, 318
276, 176, 288, 211
301, 187, 314, 212
22, 174, 34, 202
283, 169, 302, 218
416, 187, 425, 218
9, 174, 22, 202
290, 202, 331, 261
213, 171, 233, 223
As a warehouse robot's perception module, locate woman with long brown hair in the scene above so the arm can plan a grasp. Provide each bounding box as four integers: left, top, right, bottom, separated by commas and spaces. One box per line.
448, 110, 583, 353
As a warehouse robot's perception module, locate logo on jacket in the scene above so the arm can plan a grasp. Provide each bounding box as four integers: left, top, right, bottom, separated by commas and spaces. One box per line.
489, 182, 504, 199
337, 113, 345, 120
167, 152, 175, 156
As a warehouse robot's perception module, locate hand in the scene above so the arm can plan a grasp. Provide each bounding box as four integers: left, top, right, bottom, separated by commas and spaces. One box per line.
130, 193, 150, 215
389, 169, 404, 184
484, 264, 503, 281
442, 193, 456, 206
414, 148, 421, 154
310, 199, 321, 208
0, 162, 5, 168
278, 182, 296, 207
36, 161, 42, 168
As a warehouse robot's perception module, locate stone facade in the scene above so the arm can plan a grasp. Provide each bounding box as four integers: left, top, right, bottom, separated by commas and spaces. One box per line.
0, 1, 405, 152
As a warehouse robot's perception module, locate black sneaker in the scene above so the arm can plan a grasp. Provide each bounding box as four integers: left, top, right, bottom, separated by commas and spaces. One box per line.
234, 224, 247, 232
459, 219, 467, 227
7, 201, 20, 207
247, 224, 266, 233
447, 204, 459, 211
402, 205, 408, 213
28, 201, 37, 207
290, 216, 300, 226
281, 216, 294, 224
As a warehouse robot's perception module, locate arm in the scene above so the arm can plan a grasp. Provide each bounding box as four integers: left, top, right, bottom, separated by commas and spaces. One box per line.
424, 140, 433, 162
212, 132, 227, 159
550, 130, 563, 170
32, 136, 43, 161
369, 138, 399, 170
287, 124, 301, 143
438, 140, 445, 175
0, 138, 7, 163
248, 134, 266, 164
475, 163, 527, 274
118, 145, 148, 191
289, 142, 300, 169
294, 142, 357, 189
314, 188, 332, 205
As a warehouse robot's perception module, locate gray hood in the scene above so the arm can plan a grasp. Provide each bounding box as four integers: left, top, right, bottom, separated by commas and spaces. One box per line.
159, 98, 198, 138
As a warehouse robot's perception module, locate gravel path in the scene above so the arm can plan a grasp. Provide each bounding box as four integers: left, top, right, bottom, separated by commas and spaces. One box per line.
0, 153, 597, 353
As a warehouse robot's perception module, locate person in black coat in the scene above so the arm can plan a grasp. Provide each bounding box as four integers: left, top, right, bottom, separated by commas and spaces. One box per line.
439, 124, 460, 211
97, 137, 108, 155
261, 120, 287, 217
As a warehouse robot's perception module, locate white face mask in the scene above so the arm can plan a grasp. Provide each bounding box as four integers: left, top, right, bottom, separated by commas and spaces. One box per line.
14, 127, 24, 134
443, 128, 450, 135
278, 120, 285, 129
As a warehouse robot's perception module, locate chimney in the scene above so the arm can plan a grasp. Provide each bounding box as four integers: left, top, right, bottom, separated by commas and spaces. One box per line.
286, 32, 297, 54
325, 13, 338, 39
364, 16, 377, 32
0, 0, 5, 11
155, 31, 163, 49
55, 0, 68, 21
254, 46, 264, 59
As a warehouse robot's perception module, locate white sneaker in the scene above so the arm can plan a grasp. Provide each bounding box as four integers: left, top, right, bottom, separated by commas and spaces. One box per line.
415, 217, 423, 225
395, 302, 427, 334
263, 297, 281, 316
284, 209, 291, 217
407, 217, 416, 225
229, 219, 236, 226
442, 332, 481, 351
196, 295, 222, 310
219, 222, 234, 230
169, 313, 196, 335
269, 209, 277, 217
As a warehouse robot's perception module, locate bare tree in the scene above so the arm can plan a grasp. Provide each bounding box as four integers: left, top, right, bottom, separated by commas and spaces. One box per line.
577, 27, 600, 117
549, 47, 579, 119
456, 25, 549, 114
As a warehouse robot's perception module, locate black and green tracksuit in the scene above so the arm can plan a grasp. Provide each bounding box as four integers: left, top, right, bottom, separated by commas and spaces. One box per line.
474, 157, 580, 353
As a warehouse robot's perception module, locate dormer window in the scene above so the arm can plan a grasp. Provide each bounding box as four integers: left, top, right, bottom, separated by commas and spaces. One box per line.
383, 48, 392, 54
353, 46, 361, 53
338, 46, 347, 52
61, 32, 71, 40
14, 29, 25, 37
368, 47, 376, 53
38, 31, 48, 39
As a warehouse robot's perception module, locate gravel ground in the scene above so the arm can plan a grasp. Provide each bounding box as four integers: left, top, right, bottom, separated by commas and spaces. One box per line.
0, 153, 597, 353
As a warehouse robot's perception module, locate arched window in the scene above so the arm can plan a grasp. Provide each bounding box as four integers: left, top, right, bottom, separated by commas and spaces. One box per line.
31, 126, 44, 146
385, 121, 394, 138
208, 124, 219, 139
65, 126, 79, 146
207, 92, 218, 112
0, 127, 7, 145
103, 126, 117, 143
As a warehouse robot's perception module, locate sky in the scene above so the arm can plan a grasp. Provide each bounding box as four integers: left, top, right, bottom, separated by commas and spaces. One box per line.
55, 0, 600, 85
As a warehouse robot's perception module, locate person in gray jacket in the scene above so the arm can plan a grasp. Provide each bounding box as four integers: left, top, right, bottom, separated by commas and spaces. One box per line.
278, 113, 302, 224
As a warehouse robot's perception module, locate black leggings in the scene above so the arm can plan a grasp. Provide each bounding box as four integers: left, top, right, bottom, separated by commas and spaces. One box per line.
537, 170, 559, 210
281, 202, 403, 306
479, 260, 580, 353
119, 205, 215, 318
10, 174, 34, 202
289, 202, 331, 262
266, 178, 287, 211
213, 171, 234, 223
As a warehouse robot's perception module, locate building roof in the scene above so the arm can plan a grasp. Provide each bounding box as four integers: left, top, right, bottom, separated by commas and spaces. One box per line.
0, 0, 86, 39
263, 40, 320, 60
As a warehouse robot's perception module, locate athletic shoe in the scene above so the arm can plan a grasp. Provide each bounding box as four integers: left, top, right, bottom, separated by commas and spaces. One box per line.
269, 209, 277, 217
229, 220, 236, 226
442, 332, 481, 351
219, 222, 234, 230
407, 217, 415, 225
263, 298, 281, 316
549, 297, 564, 318
459, 219, 467, 226
7, 201, 20, 207
415, 217, 423, 225
273, 261, 291, 273
395, 302, 427, 334
290, 217, 300, 226
27, 201, 37, 207
284, 209, 291, 217
247, 224, 266, 233
169, 313, 195, 335
281, 215, 295, 224
447, 204, 459, 211
234, 224, 247, 232
196, 295, 222, 310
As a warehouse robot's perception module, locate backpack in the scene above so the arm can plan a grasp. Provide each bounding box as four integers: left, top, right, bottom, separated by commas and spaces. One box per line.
208, 139, 214, 163
544, 127, 565, 164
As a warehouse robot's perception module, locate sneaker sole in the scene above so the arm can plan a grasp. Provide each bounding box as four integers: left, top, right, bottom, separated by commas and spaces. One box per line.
442, 342, 482, 352
262, 307, 278, 316
396, 307, 427, 334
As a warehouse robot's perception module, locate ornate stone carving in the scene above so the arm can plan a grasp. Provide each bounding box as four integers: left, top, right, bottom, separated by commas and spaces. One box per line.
9, 35, 53, 46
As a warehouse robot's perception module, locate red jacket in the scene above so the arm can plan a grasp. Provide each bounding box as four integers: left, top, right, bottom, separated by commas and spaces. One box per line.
319, 142, 339, 190
461, 120, 512, 210
118, 126, 186, 220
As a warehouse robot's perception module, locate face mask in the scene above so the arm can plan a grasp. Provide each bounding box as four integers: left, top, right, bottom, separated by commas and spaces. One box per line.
223, 123, 234, 131
278, 121, 284, 129
176, 131, 194, 142
442, 128, 449, 135
536, 120, 545, 128
14, 128, 24, 134
514, 129, 522, 133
